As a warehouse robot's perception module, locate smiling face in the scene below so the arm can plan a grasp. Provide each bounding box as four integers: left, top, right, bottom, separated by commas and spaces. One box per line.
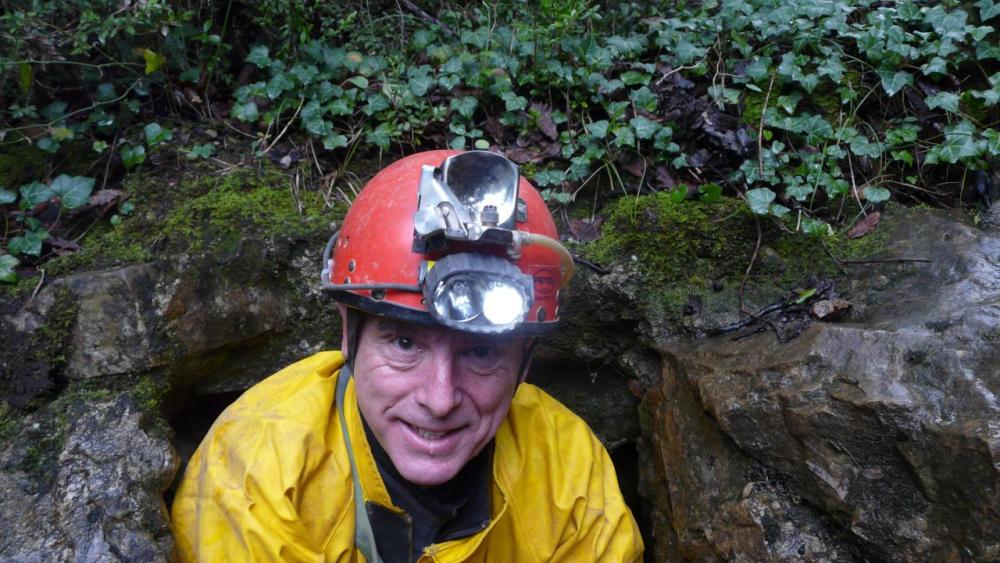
349, 316, 526, 486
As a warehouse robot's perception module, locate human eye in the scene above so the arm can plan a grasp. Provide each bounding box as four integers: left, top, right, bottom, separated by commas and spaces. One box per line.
460, 344, 507, 373
393, 335, 416, 351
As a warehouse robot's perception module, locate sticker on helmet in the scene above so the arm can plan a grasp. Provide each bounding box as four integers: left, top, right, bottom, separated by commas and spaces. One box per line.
533, 268, 557, 296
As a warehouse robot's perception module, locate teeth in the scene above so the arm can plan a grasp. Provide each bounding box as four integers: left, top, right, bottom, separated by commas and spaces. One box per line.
412, 425, 447, 440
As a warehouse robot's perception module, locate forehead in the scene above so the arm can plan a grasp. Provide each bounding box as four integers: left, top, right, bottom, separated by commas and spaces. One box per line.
365, 316, 524, 348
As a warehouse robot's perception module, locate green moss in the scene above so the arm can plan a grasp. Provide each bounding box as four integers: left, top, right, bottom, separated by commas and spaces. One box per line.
44, 166, 345, 276
38, 287, 80, 370
162, 169, 338, 252
585, 193, 756, 286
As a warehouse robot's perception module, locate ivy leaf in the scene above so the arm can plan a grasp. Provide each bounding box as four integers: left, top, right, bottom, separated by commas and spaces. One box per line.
0, 255, 18, 284
409, 74, 434, 97
612, 126, 636, 147
96, 82, 116, 102
801, 218, 831, 237
586, 120, 609, 139
863, 186, 891, 203
746, 187, 776, 215
817, 55, 845, 82
669, 185, 688, 204
266, 73, 294, 99
450, 96, 478, 119
9, 227, 49, 256
19, 181, 54, 207
364, 93, 391, 115
41, 101, 67, 121
119, 145, 147, 170
322, 133, 349, 150
366, 123, 393, 150
186, 143, 216, 159
144, 122, 173, 146
49, 174, 95, 209
231, 101, 259, 122
980, 0, 1000, 20
0, 188, 15, 205
620, 70, 651, 86
142, 49, 168, 75
347, 76, 369, 89
290, 63, 319, 85
629, 115, 659, 140
745, 58, 770, 82
501, 91, 527, 112
305, 118, 332, 137
977, 42, 1000, 61
878, 70, 912, 97
850, 135, 884, 157
924, 91, 961, 113
698, 183, 722, 202
246, 45, 271, 68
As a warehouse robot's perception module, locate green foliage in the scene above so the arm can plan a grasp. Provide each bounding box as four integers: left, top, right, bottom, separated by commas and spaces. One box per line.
2, 0, 999, 284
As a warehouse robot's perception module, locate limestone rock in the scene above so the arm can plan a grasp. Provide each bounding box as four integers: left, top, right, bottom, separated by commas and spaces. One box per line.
0, 393, 177, 562
642, 210, 1000, 560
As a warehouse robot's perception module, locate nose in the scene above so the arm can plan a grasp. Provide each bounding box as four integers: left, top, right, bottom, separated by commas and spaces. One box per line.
417, 353, 462, 418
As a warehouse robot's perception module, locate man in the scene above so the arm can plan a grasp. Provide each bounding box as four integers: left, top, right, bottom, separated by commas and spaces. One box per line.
171, 150, 643, 562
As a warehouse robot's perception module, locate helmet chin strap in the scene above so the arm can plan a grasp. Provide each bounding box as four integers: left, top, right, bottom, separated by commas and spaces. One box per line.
343, 308, 365, 369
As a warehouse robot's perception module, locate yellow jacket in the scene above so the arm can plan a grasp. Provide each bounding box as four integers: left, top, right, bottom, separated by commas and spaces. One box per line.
171, 352, 643, 562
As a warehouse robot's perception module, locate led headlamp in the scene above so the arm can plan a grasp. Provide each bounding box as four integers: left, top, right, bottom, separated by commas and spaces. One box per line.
422, 252, 534, 333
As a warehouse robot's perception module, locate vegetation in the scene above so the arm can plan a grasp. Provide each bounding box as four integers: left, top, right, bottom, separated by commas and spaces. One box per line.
1, 0, 998, 288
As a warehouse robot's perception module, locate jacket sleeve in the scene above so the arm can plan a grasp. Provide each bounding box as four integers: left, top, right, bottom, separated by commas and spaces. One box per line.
171, 416, 325, 563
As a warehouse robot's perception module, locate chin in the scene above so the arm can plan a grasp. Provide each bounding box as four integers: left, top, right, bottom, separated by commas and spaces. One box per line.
395, 456, 465, 486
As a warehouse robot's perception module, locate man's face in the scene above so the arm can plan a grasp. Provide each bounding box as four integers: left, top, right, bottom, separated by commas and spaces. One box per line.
351, 317, 526, 486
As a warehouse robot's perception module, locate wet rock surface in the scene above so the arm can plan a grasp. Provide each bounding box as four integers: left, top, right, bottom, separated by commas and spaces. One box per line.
0, 393, 177, 562
3, 200, 999, 561
641, 210, 1000, 561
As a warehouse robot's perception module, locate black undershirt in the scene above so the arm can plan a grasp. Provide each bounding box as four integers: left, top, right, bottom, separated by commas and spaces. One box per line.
360, 415, 492, 563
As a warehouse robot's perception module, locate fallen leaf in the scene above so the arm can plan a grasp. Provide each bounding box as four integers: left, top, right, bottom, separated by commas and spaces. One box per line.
531, 103, 558, 140
627, 379, 646, 399
653, 165, 677, 189
505, 146, 540, 164
847, 211, 881, 239
568, 216, 604, 243
89, 189, 124, 207
47, 236, 81, 252
811, 298, 851, 320
621, 158, 646, 178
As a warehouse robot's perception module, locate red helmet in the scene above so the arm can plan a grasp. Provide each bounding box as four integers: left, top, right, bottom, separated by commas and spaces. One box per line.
322, 150, 573, 335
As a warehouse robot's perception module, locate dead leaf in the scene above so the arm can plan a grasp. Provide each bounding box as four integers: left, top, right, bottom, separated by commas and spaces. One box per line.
47, 237, 81, 253
530, 103, 558, 141
847, 211, 881, 239
653, 165, 676, 189
89, 189, 124, 207
811, 298, 851, 320
627, 379, 646, 399
505, 146, 540, 164
505, 141, 560, 164
568, 216, 604, 243
621, 158, 646, 178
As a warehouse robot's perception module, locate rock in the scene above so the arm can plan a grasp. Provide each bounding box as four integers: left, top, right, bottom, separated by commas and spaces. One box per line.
642, 209, 1000, 560
0, 393, 177, 562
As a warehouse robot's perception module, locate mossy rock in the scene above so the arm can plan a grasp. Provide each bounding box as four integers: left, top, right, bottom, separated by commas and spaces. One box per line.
575, 191, 885, 338
45, 164, 346, 276
0, 142, 48, 188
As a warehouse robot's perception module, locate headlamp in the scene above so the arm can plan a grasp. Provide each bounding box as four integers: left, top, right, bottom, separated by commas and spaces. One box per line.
412, 151, 520, 245
423, 253, 533, 333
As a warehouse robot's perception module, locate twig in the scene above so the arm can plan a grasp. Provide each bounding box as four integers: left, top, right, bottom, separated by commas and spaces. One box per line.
29, 269, 46, 301
398, 0, 455, 36
260, 97, 305, 155
758, 73, 776, 177
655, 63, 700, 86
